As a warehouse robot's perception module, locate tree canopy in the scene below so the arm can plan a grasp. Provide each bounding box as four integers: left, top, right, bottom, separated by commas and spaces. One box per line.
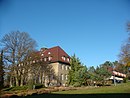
119, 23, 130, 67
68, 54, 89, 86
0, 31, 37, 87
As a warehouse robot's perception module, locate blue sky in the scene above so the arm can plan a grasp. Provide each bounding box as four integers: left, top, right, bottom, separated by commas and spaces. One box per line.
0, 0, 130, 67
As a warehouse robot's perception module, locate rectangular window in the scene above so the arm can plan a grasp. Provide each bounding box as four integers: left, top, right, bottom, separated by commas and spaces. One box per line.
62, 65, 64, 70
48, 56, 52, 61
61, 74, 64, 80
44, 58, 47, 61
66, 66, 68, 70
65, 74, 68, 80
67, 58, 70, 62
33, 60, 35, 63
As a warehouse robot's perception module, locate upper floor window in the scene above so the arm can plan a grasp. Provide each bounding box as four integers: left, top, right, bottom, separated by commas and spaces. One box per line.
62, 65, 64, 70
48, 52, 51, 54
66, 66, 68, 70
18, 64, 21, 67
67, 58, 70, 62
33, 60, 35, 63
48, 56, 52, 61
61, 74, 64, 81
41, 54, 44, 56
62, 56, 66, 61
65, 74, 68, 80
44, 58, 47, 61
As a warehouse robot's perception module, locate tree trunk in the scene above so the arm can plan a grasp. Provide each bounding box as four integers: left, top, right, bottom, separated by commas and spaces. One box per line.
43, 73, 45, 84
39, 72, 42, 84
20, 75, 23, 86
9, 76, 13, 87
15, 76, 19, 86
14, 69, 19, 86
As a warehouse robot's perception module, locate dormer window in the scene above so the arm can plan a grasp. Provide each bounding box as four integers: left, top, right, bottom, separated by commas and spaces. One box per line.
48, 56, 52, 61
44, 58, 47, 61
18, 64, 21, 67
33, 60, 35, 63
48, 52, 51, 54
67, 58, 70, 62
62, 56, 66, 61
64, 57, 66, 61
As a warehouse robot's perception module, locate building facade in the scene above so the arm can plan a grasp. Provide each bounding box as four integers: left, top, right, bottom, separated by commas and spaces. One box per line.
39, 46, 71, 86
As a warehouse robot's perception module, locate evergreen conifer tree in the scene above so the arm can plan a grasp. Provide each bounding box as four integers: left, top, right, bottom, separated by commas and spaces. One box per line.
0, 50, 4, 90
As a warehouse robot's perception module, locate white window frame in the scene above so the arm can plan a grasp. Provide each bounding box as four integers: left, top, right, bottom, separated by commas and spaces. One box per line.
62, 65, 64, 70
66, 66, 68, 70
44, 58, 47, 61
65, 74, 68, 80
48, 56, 52, 61
61, 74, 64, 80
48, 52, 51, 54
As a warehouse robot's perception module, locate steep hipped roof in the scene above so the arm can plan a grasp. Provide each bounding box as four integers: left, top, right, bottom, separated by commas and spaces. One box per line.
40, 46, 70, 64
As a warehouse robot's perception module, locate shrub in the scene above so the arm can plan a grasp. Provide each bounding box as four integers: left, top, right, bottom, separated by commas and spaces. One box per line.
73, 82, 81, 87
35, 83, 45, 89
10, 85, 28, 91
123, 78, 127, 83
3, 84, 45, 91
3, 85, 28, 91
96, 83, 103, 86
28, 84, 34, 90
3, 87, 14, 91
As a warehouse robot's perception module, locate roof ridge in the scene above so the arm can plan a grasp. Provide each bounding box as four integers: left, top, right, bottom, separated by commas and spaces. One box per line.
48, 46, 59, 49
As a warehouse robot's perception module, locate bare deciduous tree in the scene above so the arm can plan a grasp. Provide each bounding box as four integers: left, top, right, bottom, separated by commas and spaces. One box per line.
119, 23, 130, 67
1, 31, 37, 87
127, 22, 130, 32
25, 51, 56, 87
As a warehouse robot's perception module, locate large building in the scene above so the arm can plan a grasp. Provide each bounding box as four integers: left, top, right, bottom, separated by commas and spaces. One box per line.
38, 46, 71, 86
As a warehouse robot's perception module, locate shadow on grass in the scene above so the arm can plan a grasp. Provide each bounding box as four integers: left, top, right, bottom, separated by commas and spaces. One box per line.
13, 93, 130, 98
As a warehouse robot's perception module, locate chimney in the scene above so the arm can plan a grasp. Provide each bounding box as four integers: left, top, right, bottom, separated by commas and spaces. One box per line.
40, 48, 48, 52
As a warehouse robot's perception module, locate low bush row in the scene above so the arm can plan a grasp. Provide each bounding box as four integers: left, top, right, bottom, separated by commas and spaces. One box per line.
3, 84, 45, 91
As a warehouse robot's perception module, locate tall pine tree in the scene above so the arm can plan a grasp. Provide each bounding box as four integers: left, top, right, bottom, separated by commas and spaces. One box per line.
68, 54, 88, 86
0, 50, 4, 90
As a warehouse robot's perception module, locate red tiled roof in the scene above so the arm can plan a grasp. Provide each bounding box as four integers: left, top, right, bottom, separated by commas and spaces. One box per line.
40, 46, 70, 64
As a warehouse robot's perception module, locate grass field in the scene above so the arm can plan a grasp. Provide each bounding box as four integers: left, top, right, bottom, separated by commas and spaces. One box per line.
53, 83, 130, 94
23, 82, 130, 98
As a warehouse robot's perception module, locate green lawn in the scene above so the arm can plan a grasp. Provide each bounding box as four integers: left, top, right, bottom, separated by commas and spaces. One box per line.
23, 82, 130, 98
53, 82, 130, 94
